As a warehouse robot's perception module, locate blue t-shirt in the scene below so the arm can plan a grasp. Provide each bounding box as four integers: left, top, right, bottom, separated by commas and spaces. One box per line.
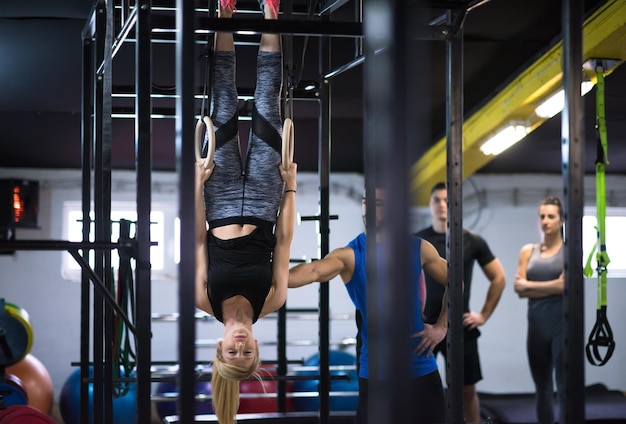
344, 232, 438, 379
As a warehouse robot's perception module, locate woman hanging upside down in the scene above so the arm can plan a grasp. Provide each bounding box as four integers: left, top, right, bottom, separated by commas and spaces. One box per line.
194, 0, 295, 422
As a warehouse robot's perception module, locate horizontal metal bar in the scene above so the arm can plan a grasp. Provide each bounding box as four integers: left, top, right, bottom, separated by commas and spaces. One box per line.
0, 240, 127, 251
148, 1, 317, 16
151, 311, 355, 321
151, 312, 218, 322
111, 85, 319, 100
298, 214, 339, 221
152, 390, 359, 402
151, 15, 363, 38
195, 338, 356, 347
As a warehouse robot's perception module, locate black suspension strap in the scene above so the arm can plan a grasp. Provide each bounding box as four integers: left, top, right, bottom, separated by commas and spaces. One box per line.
583, 64, 615, 366
281, 0, 316, 169
278, 0, 307, 170
195, 0, 217, 169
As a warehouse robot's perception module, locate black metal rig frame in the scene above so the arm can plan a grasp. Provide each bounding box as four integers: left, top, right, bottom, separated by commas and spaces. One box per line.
0, 1, 586, 423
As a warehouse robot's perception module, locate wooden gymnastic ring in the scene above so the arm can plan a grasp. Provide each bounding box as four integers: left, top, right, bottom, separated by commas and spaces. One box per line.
282, 118, 294, 170
195, 116, 215, 169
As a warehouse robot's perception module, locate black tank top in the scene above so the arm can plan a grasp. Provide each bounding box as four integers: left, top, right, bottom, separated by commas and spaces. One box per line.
207, 222, 275, 323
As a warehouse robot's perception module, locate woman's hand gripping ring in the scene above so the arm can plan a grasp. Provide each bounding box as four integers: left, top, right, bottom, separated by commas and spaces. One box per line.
195, 116, 215, 170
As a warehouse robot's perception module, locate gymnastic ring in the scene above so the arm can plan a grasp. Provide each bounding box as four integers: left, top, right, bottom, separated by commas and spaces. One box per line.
282, 118, 294, 170
195, 116, 215, 170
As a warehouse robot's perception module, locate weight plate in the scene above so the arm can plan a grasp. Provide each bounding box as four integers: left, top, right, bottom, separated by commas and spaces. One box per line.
0, 315, 29, 367
4, 303, 33, 358
0, 374, 28, 407
0, 404, 56, 423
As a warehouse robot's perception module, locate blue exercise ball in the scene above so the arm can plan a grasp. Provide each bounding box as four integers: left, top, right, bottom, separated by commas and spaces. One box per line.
59, 367, 137, 424
154, 379, 214, 419
292, 350, 358, 412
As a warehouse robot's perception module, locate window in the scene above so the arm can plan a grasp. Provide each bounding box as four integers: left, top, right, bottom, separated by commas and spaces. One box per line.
62, 201, 170, 281
582, 207, 626, 278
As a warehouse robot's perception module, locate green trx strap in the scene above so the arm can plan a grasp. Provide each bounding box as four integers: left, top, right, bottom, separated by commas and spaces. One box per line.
113, 219, 137, 396
583, 65, 615, 366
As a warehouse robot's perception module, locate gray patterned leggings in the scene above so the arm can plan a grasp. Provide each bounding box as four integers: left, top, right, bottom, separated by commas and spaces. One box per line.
203, 51, 284, 226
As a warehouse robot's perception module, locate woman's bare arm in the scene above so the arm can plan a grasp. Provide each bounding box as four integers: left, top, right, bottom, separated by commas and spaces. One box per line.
195, 161, 214, 315
264, 163, 297, 314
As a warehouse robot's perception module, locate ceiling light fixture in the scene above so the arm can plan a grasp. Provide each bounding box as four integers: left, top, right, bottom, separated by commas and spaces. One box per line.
534, 80, 596, 119
479, 123, 531, 156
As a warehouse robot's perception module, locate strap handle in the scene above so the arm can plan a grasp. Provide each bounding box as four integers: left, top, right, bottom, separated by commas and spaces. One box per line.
585, 65, 615, 367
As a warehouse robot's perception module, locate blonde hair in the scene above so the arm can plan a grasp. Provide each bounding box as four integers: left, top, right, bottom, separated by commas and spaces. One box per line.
211, 347, 261, 424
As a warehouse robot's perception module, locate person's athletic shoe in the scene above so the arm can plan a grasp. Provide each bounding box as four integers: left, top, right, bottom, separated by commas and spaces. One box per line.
259, 0, 279, 18
220, 0, 236, 14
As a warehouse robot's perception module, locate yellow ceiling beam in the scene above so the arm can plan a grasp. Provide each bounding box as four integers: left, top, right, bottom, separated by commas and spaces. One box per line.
411, 0, 626, 206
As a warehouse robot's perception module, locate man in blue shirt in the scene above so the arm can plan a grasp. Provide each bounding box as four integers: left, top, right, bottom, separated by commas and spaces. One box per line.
289, 187, 450, 424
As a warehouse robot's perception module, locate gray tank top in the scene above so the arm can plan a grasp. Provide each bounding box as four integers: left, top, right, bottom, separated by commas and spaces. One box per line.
527, 243, 564, 282
526, 243, 564, 315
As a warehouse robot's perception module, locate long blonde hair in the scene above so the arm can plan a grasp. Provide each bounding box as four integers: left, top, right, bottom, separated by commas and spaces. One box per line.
211, 347, 260, 424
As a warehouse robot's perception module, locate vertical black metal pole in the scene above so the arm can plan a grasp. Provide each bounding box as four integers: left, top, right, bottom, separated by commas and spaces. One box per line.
364, 0, 426, 422
354, 0, 363, 57
102, 2, 115, 422
282, 0, 294, 121
318, 24, 332, 424
561, 0, 586, 422
364, 0, 391, 421
135, 1, 153, 423
362, 10, 379, 424
176, 0, 197, 423
92, 5, 105, 422
277, 0, 293, 413
93, 1, 114, 421
445, 11, 464, 424
80, 17, 94, 424
121, 0, 130, 27
276, 306, 287, 412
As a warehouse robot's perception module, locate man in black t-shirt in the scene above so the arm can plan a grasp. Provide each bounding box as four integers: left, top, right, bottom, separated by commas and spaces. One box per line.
415, 182, 506, 422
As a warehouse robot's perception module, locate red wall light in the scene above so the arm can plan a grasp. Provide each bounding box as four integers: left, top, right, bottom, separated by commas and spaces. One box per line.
0, 179, 39, 229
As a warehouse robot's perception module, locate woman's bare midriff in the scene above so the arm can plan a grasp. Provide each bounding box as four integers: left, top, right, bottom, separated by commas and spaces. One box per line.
211, 223, 257, 240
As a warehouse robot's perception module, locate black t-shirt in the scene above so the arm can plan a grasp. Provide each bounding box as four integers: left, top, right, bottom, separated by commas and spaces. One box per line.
414, 226, 495, 336
207, 223, 276, 323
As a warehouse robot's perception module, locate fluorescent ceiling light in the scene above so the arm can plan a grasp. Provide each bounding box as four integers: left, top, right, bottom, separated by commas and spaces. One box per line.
480, 124, 530, 156
535, 81, 595, 119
